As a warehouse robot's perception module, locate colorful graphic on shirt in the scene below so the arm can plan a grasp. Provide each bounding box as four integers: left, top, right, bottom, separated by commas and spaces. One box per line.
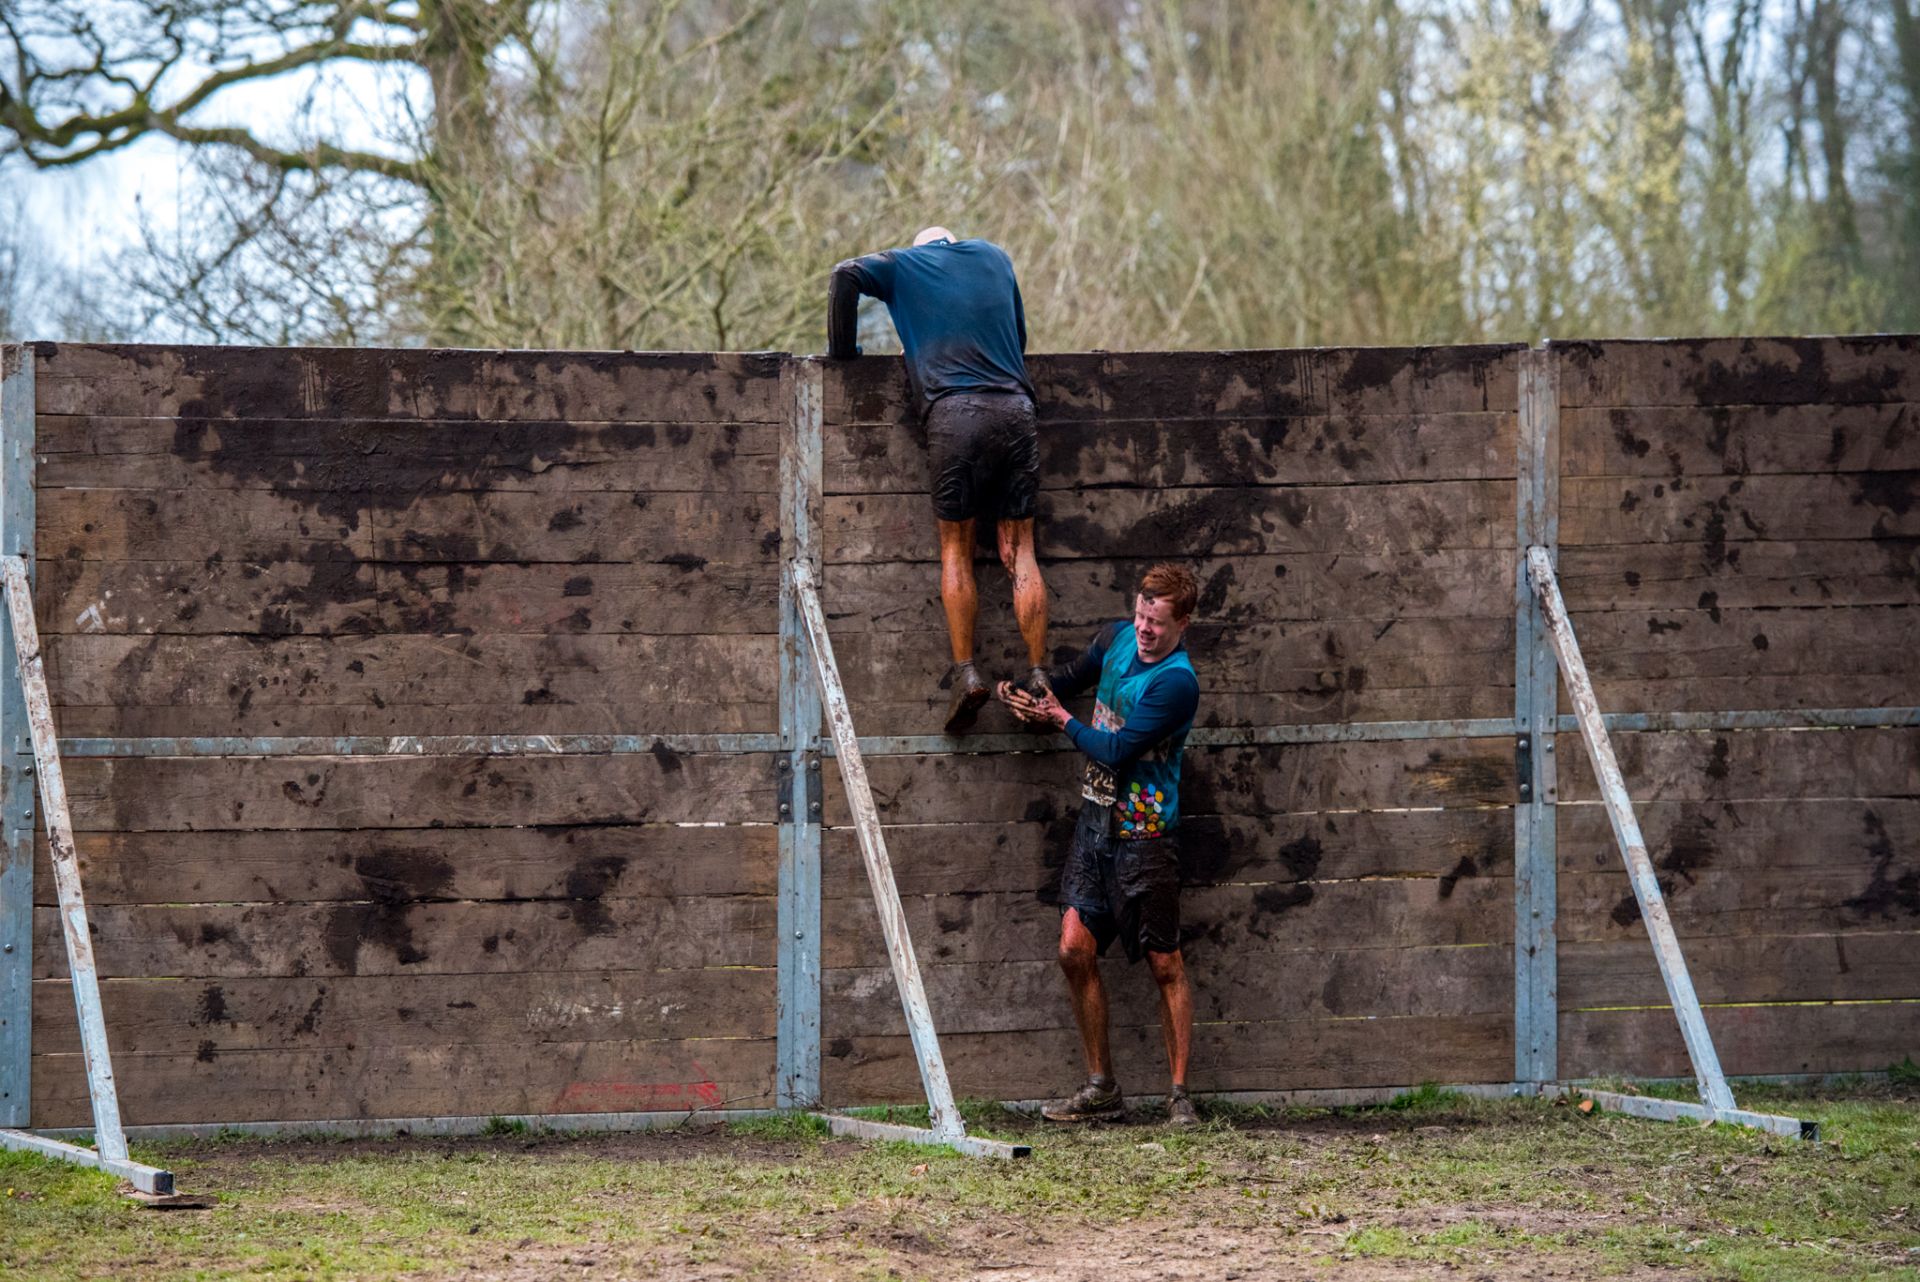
1117, 780, 1167, 836
1079, 698, 1120, 807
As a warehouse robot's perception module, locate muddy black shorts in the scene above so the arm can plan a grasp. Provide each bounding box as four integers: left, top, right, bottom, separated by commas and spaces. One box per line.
1058, 802, 1181, 963
925, 391, 1039, 523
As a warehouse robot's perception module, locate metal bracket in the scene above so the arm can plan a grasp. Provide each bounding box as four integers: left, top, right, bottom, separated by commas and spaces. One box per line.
1515, 735, 1533, 802
774, 751, 822, 823
776, 756, 795, 821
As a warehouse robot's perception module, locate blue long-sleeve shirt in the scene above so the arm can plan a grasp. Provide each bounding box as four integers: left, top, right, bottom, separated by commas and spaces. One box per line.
826, 238, 1033, 415
1049, 621, 1200, 768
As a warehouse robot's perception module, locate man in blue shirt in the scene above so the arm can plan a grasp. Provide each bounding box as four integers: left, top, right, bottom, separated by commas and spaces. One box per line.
828, 227, 1050, 733
1003, 564, 1203, 1127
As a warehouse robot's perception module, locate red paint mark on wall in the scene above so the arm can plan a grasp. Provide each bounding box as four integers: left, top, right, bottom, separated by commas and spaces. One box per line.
551, 1079, 724, 1113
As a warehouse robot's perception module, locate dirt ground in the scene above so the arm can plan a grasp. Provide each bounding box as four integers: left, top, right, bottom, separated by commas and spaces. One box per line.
5, 1088, 1917, 1280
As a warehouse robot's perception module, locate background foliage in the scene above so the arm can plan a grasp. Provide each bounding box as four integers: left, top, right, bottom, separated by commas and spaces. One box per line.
3, 0, 1917, 349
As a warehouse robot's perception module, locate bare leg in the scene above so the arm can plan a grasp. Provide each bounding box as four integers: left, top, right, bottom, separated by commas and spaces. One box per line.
1058, 909, 1113, 1079
997, 517, 1049, 668
1146, 948, 1193, 1089
938, 518, 978, 665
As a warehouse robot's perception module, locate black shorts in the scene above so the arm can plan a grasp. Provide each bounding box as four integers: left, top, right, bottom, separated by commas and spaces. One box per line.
925, 391, 1039, 523
1058, 802, 1181, 963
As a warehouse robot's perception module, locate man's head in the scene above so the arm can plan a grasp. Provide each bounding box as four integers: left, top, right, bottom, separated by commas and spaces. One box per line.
1133, 563, 1198, 662
913, 225, 957, 247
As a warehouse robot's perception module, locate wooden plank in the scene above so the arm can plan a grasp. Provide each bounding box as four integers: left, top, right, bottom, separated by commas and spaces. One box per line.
825, 738, 1516, 826
826, 480, 1515, 563
1559, 1000, 1920, 1080
1556, 540, 1920, 611
34, 557, 781, 637
1306, 345, 1522, 415
31, 1035, 777, 1126
59, 751, 777, 832
36, 416, 779, 494
1559, 862, 1920, 941
820, 879, 1512, 970
825, 413, 1516, 495
34, 895, 774, 979
1561, 402, 1920, 478
823, 354, 1108, 425
371, 491, 777, 565
1559, 798, 1920, 876
824, 1013, 1513, 1102
1554, 728, 1920, 805
830, 617, 1514, 734
822, 550, 1515, 632
1561, 933, 1920, 1008
40, 488, 370, 563
1562, 472, 1920, 547
36, 823, 776, 906
821, 808, 1513, 899
33, 344, 785, 423
1555, 336, 1920, 408
43, 633, 777, 737
34, 968, 775, 1055
825, 944, 1512, 1036
1564, 603, 1919, 690
375, 561, 779, 638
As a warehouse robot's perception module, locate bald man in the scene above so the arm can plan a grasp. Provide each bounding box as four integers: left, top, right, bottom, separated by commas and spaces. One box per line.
828, 228, 1049, 734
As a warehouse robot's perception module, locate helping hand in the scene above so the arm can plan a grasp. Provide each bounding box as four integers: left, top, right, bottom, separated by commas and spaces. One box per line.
1004, 685, 1069, 730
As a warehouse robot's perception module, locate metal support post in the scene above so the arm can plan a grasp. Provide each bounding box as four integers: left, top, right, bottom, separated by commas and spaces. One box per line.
0, 347, 31, 1126
1525, 546, 1738, 1115
790, 559, 971, 1146
776, 357, 824, 1109
1513, 345, 1559, 1086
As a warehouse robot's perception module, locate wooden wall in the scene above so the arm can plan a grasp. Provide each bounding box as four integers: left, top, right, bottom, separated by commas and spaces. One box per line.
28, 345, 784, 1125
818, 347, 1526, 1100
1554, 337, 1920, 1078
15, 336, 1915, 1126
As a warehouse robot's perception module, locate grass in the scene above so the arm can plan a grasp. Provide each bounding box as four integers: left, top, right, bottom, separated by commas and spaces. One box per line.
1, 1082, 1915, 1280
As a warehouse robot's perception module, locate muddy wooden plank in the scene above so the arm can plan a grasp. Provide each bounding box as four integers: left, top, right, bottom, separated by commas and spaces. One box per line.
826, 480, 1515, 563
820, 878, 1512, 970
1561, 402, 1920, 478
823, 550, 1514, 635
831, 617, 1513, 734
825, 413, 1516, 495
1561, 472, 1920, 547
824, 1013, 1514, 1102
1307, 345, 1523, 415
1558, 1000, 1920, 1081
376, 561, 779, 637
1558, 798, 1920, 877
371, 491, 778, 565
1559, 862, 1920, 941
1560, 933, 1920, 1008
1555, 675, 1920, 719
824, 738, 1516, 827
34, 968, 775, 1055
40, 488, 372, 563
1565, 603, 1919, 683
1554, 728, 1920, 805
43, 632, 777, 737
1555, 336, 1920, 408
1556, 540, 1920, 611
34, 344, 785, 423
59, 751, 777, 832
822, 354, 1108, 425
36, 823, 777, 906
825, 944, 1512, 1037
35, 555, 394, 637
37, 415, 779, 493
821, 808, 1513, 899
34, 895, 775, 979
30, 1035, 777, 1126
37, 556, 780, 639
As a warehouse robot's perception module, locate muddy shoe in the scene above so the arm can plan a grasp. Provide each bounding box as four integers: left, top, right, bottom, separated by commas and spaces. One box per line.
1166, 1087, 1200, 1129
1042, 1075, 1124, 1123
943, 661, 991, 734
1019, 665, 1053, 698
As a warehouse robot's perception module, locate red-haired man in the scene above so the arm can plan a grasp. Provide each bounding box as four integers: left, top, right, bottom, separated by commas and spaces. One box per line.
1003, 563, 1203, 1126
